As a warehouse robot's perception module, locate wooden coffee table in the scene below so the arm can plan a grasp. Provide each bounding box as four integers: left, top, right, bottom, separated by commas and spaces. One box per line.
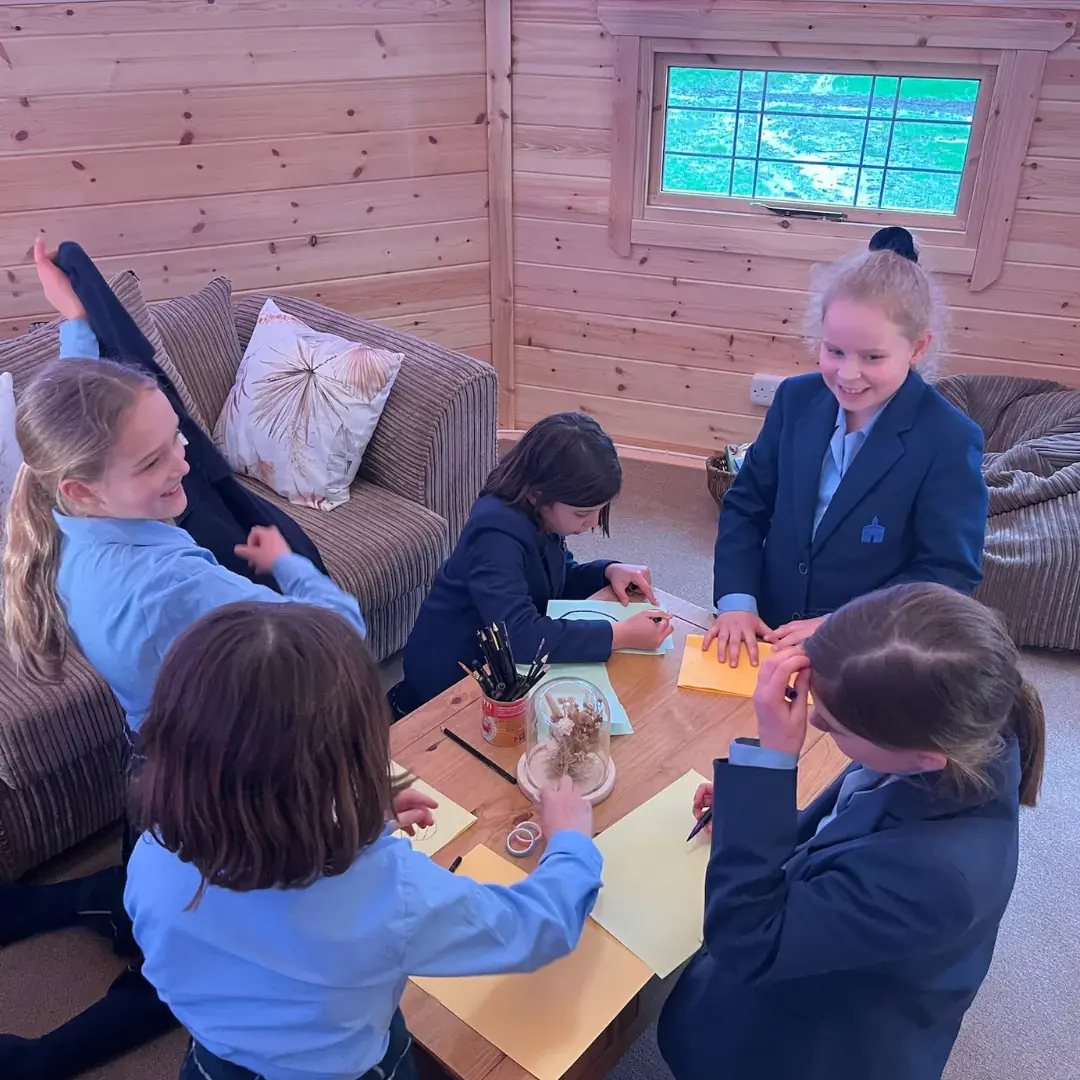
390, 588, 849, 1080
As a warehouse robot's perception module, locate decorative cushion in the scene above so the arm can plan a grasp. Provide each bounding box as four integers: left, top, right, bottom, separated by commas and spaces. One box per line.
0, 372, 21, 533
0, 272, 205, 432
151, 276, 243, 433
215, 298, 403, 511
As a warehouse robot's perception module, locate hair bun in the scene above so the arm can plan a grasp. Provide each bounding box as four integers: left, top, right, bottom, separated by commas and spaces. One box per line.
869, 226, 918, 264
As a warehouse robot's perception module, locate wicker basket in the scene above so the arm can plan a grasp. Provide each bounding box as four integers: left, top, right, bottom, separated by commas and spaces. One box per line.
706, 451, 737, 508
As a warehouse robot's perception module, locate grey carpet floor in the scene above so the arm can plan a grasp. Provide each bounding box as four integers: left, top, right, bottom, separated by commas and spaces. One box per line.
3, 456, 1077, 1080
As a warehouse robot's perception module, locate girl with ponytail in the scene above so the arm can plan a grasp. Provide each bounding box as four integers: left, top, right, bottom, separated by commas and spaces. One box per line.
0, 252, 366, 1080
660, 582, 1043, 1080
707, 225, 989, 665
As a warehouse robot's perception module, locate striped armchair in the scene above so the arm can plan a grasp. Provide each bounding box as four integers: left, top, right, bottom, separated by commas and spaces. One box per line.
936, 373, 1080, 652
0, 276, 497, 881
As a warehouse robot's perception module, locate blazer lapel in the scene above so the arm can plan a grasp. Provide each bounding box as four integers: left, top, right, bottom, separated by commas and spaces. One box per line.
811, 371, 926, 553
792, 390, 840, 553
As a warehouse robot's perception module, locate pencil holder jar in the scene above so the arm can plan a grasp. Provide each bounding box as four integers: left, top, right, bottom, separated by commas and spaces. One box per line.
517, 677, 616, 806
480, 693, 529, 748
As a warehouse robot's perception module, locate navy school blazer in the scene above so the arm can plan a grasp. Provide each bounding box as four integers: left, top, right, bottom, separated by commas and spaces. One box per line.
399, 494, 615, 711
712, 370, 988, 628
657, 738, 1022, 1080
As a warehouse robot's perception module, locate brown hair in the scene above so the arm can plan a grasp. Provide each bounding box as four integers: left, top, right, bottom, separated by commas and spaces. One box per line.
805, 226, 947, 376
482, 412, 622, 536
804, 583, 1044, 807
2, 357, 157, 683
131, 602, 408, 906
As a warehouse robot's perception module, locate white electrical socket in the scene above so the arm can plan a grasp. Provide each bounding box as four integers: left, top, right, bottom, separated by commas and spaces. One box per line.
750, 373, 785, 408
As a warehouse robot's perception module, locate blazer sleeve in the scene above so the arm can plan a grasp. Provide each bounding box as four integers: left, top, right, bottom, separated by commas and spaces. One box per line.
562, 548, 616, 599
465, 530, 614, 663
701, 759, 975, 985
712, 379, 786, 605
887, 417, 987, 595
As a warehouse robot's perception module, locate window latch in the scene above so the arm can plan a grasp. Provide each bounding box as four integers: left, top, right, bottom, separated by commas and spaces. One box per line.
755, 203, 848, 223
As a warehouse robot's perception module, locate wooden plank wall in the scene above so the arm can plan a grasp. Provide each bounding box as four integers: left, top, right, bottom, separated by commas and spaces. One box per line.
0, 0, 492, 381
510, 0, 1080, 456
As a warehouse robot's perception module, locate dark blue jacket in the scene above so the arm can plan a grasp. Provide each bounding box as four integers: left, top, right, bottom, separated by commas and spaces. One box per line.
658, 738, 1021, 1080
713, 371, 987, 627
399, 495, 615, 710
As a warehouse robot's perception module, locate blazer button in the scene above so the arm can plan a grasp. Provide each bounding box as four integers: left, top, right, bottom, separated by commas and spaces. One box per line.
798, 562, 808, 575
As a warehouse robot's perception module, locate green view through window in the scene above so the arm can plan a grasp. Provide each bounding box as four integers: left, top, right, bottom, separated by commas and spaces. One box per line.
661, 68, 980, 215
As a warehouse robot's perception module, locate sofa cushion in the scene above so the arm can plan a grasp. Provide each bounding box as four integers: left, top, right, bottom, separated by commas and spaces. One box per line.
151, 277, 243, 432
237, 475, 449, 612
0, 272, 205, 432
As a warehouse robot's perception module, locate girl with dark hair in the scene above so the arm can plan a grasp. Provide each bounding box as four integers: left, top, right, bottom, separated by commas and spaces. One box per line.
707, 225, 988, 665
659, 582, 1044, 1080
127, 602, 601, 1080
392, 412, 671, 714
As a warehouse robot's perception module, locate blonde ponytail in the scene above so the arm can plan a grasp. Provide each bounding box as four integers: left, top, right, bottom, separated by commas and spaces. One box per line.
2, 463, 67, 682
1, 357, 156, 683
1011, 680, 1046, 808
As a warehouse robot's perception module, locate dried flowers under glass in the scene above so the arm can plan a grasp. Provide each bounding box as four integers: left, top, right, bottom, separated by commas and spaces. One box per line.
517, 676, 616, 805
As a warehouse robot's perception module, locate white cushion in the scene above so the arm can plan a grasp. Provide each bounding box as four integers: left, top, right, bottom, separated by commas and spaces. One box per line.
0, 372, 22, 536
214, 298, 402, 511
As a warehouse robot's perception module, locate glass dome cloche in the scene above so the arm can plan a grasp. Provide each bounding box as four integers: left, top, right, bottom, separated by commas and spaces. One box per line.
516, 676, 616, 806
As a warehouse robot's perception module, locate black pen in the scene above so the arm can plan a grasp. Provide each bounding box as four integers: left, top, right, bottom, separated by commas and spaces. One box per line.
442, 727, 518, 785
448, 855, 463, 874
686, 807, 712, 842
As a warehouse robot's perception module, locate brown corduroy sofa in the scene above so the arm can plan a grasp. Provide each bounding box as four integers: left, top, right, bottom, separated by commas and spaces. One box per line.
0, 273, 497, 882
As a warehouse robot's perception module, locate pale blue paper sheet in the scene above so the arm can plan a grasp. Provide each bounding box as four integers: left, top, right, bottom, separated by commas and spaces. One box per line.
517, 661, 633, 735
545, 598, 675, 655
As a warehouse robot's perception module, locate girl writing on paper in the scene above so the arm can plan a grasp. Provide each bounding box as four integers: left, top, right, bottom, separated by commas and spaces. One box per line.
391, 412, 672, 715
0, 247, 365, 1079
126, 601, 601, 1080
659, 583, 1043, 1080
706, 226, 988, 666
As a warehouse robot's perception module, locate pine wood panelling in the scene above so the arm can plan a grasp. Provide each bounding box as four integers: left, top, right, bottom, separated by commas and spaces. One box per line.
1, 0, 484, 34
1007, 208, 1080, 264
1028, 97, 1080, 154
3, 127, 486, 213
0, 25, 485, 96
514, 173, 610, 224
514, 76, 613, 129
381, 303, 490, 349
511, 21, 614, 78
516, 385, 763, 453
0, 77, 486, 155
0, 173, 489, 265
513, 126, 611, 178
1017, 153, 1080, 211
0, 220, 488, 321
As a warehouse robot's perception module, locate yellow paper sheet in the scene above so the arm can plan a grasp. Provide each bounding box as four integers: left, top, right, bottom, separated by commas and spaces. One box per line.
590, 770, 712, 977
677, 634, 772, 698
390, 764, 476, 857
412, 844, 653, 1080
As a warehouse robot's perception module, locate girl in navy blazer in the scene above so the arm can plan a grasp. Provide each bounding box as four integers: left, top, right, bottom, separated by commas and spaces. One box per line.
659, 582, 1044, 1080
708, 226, 988, 665
392, 413, 672, 713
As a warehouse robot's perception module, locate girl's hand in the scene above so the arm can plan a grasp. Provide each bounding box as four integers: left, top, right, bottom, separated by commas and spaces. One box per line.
539, 775, 594, 837
752, 650, 812, 756
703, 609, 771, 667
33, 237, 86, 321
605, 563, 657, 604
391, 787, 438, 835
611, 609, 673, 652
765, 615, 827, 650
234, 525, 292, 575
692, 782, 714, 834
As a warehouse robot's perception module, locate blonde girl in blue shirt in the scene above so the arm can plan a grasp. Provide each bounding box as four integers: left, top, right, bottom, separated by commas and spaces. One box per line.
126, 600, 601, 1080
0, 267, 364, 1077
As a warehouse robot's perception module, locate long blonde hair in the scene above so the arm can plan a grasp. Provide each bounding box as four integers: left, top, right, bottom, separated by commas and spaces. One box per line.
805, 226, 947, 376
2, 357, 157, 683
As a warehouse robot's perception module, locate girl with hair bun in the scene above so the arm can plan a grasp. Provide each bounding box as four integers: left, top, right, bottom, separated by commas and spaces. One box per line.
706, 226, 988, 664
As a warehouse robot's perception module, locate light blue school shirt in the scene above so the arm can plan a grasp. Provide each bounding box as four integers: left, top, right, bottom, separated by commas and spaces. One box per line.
59, 317, 100, 359
55, 514, 365, 730
717, 404, 886, 616
125, 828, 603, 1080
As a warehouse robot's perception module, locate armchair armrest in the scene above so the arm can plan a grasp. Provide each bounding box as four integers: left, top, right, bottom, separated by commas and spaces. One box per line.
233, 295, 498, 543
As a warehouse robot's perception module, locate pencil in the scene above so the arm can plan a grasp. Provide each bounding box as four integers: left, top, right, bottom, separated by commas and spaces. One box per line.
442, 727, 518, 785
686, 807, 712, 842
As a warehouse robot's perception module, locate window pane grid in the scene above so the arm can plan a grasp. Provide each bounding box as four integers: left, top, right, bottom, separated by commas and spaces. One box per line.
661, 67, 979, 215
